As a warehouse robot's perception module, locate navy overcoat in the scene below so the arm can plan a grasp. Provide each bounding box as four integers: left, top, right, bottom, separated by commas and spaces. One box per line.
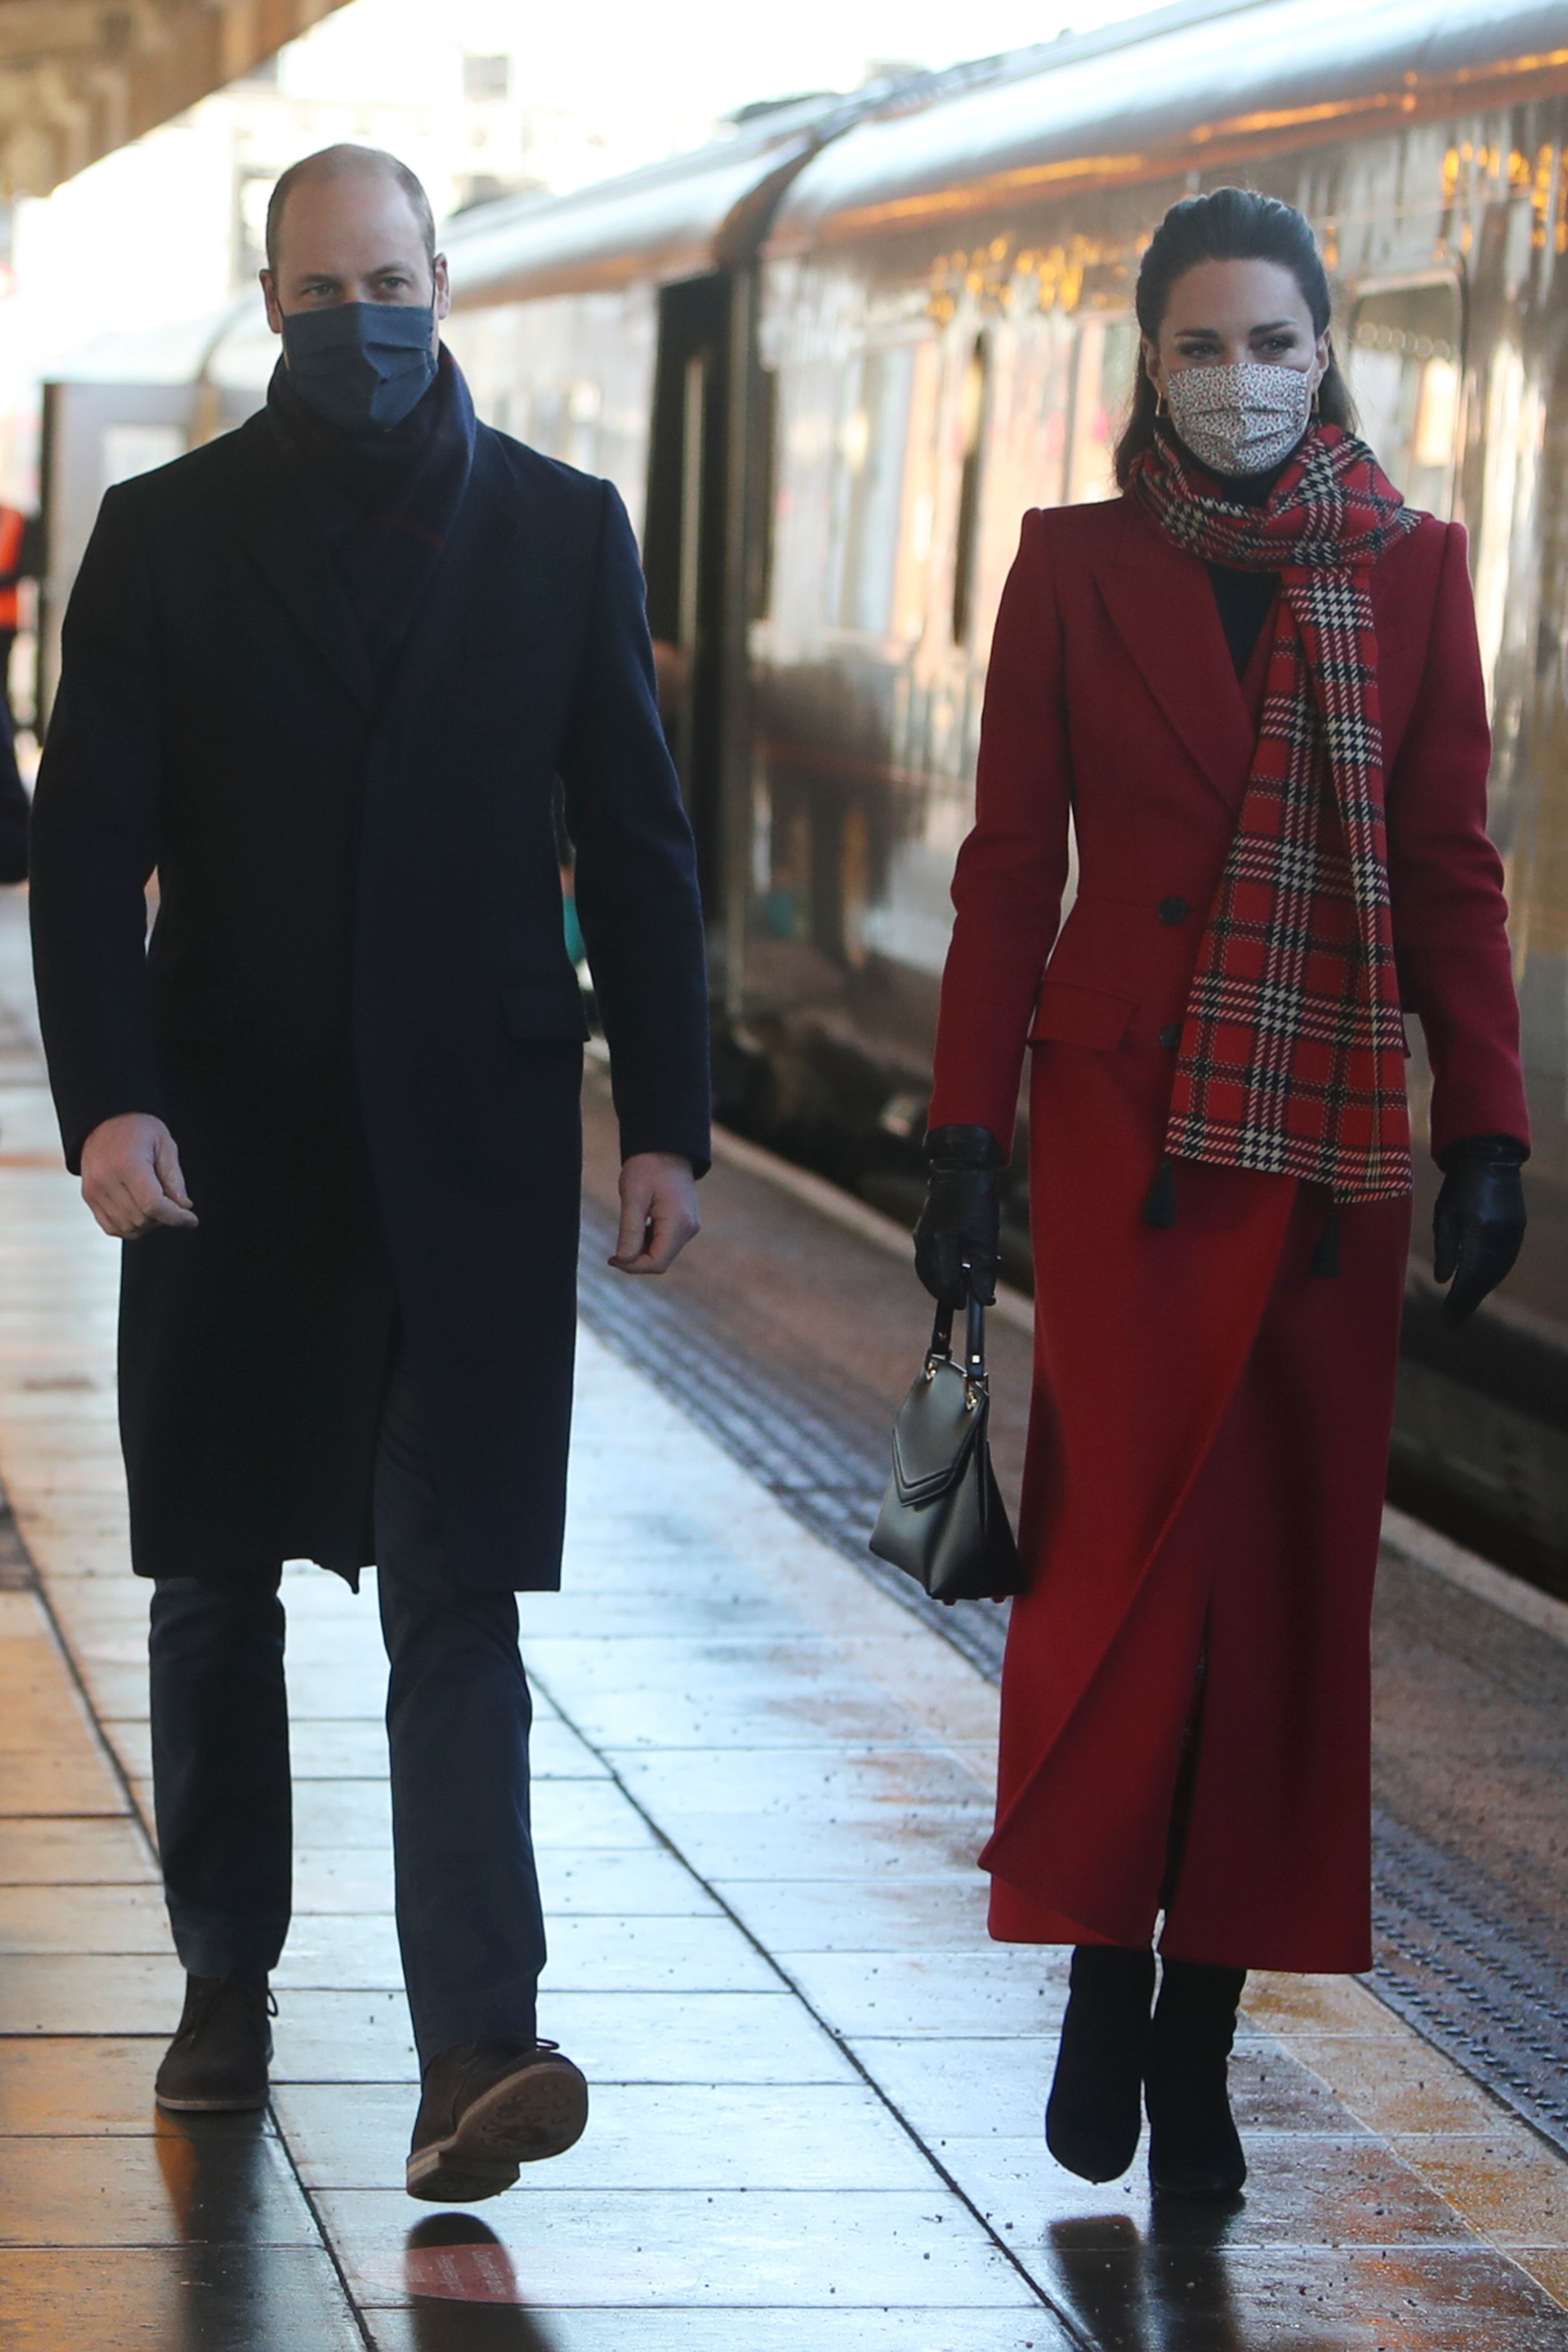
29, 402, 710, 1589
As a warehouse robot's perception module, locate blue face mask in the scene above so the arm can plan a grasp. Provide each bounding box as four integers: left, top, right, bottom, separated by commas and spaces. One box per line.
280, 301, 437, 432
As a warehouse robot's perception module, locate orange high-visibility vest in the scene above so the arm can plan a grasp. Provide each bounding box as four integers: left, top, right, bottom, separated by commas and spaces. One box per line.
0, 507, 23, 631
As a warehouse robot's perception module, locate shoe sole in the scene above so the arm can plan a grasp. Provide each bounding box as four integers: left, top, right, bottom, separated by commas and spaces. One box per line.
155, 2086, 270, 2114
405, 2056, 588, 2204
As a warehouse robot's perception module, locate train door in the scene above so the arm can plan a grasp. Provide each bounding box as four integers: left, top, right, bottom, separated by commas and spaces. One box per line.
641, 274, 732, 913
36, 378, 196, 729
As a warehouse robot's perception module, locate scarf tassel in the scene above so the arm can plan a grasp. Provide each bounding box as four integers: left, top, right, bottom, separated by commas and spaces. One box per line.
1143, 1156, 1179, 1229
1145, 1166, 1342, 1267
1310, 1205, 1341, 1279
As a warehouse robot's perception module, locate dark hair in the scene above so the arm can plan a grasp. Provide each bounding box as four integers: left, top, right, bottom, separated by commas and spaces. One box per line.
265, 144, 437, 281
1113, 187, 1354, 488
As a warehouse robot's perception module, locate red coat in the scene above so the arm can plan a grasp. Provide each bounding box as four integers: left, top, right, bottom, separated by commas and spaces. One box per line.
927, 494, 1528, 1972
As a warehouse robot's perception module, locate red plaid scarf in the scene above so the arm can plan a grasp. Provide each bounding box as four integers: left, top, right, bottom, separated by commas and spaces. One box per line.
1130, 421, 1419, 1203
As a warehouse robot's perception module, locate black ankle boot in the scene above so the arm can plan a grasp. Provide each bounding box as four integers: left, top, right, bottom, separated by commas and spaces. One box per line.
154, 1973, 274, 2113
1045, 1944, 1157, 2182
1145, 1958, 1247, 2197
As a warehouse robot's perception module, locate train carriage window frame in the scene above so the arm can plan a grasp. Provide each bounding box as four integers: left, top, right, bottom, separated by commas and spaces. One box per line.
749, 365, 780, 624
1344, 274, 1465, 520
951, 334, 989, 647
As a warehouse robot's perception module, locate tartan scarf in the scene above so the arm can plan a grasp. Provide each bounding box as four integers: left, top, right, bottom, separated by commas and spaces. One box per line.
1130, 420, 1419, 1204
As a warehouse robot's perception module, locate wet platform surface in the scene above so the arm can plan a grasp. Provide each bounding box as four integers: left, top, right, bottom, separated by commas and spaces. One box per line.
2, 892, 1568, 2349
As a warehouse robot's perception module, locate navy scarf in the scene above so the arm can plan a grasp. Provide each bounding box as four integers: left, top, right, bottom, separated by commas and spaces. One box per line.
266, 345, 476, 688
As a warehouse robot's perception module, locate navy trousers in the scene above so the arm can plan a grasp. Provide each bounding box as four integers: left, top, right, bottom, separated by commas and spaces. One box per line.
148, 1353, 546, 2069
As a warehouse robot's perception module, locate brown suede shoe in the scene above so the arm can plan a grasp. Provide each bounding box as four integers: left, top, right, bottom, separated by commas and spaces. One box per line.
406, 2038, 588, 2203
154, 1974, 274, 2113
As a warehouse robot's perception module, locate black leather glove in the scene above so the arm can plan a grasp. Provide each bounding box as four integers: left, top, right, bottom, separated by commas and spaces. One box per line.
1433, 1134, 1527, 1328
913, 1125, 1003, 1308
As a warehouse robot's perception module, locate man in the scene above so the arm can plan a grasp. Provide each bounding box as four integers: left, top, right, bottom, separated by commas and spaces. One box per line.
28, 146, 709, 2202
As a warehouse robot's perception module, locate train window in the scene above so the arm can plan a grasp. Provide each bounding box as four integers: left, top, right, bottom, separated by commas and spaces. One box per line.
100, 424, 185, 491
951, 336, 988, 644
891, 340, 943, 640
1065, 316, 1137, 505
463, 52, 511, 99
831, 345, 917, 636
1345, 280, 1463, 517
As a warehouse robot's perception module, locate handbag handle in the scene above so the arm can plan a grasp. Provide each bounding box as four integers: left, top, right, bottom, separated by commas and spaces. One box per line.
927, 1285, 988, 1388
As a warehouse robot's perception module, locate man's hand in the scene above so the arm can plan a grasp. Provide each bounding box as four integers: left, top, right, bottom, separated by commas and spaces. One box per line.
610, 1152, 699, 1276
80, 1114, 198, 1241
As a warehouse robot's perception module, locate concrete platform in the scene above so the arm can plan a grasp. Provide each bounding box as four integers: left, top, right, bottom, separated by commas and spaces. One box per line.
2, 892, 1567, 2348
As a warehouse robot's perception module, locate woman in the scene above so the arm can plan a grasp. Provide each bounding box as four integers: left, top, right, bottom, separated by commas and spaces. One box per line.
915, 188, 1528, 2198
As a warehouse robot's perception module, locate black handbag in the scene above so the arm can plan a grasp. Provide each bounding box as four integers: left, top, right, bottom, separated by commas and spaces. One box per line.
869, 1292, 1026, 1604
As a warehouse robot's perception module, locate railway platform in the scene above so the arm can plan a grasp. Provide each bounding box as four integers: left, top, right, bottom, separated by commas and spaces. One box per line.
2, 888, 1568, 2349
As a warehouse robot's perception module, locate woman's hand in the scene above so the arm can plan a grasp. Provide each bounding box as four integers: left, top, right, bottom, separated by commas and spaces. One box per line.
913, 1125, 1003, 1307
1433, 1135, 1526, 1326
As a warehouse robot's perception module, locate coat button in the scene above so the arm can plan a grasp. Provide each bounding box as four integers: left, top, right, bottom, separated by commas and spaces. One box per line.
1160, 1023, 1182, 1052
1158, 895, 1189, 925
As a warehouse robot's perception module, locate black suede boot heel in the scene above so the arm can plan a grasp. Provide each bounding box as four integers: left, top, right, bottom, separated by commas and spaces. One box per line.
1145, 1958, 1247, 2198
1045, 1944, 1157, 2182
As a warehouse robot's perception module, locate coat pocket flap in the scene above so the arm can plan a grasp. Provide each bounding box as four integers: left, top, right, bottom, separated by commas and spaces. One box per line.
499, 976, 590, 1042
890, 1361, 985, 1506
1028, 977, 1136, 1051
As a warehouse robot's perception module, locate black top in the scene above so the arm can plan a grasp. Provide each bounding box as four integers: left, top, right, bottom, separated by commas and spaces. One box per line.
1183, 445, 1288, 681
1208, 564, 1279, 680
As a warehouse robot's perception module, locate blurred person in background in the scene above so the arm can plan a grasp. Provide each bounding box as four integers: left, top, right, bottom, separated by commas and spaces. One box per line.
29, 144, 709, 2202
914, 188, 1526, 2202
0, 502, 41, 730
0, 695, 25, 882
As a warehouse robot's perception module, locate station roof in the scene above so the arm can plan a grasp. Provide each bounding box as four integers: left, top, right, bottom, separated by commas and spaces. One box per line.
767, 0, 1568, 248
0, 0, 351, 199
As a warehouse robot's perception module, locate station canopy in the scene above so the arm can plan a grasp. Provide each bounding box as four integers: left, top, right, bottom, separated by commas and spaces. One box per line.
0, 0, 351, 198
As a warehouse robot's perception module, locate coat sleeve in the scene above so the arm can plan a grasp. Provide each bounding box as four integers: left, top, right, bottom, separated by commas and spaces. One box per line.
1385, 519, 1530, 1161
27, 484, 166, 1169
559, 479, 711, 1174
927, 510, 1074, 1153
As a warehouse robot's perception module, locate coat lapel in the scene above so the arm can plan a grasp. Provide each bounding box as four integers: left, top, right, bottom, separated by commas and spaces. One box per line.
380, 430, 523, 716
1093, 498, 1258, 818
227, 413, 376, 713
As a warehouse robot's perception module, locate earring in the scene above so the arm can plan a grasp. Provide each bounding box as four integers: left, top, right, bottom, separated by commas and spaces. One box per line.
1311, 385, 1321, 418
1155, 388, 1167, 417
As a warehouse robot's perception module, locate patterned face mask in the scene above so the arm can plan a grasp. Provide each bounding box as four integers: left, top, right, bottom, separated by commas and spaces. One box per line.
1165, 359, 1313, 477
